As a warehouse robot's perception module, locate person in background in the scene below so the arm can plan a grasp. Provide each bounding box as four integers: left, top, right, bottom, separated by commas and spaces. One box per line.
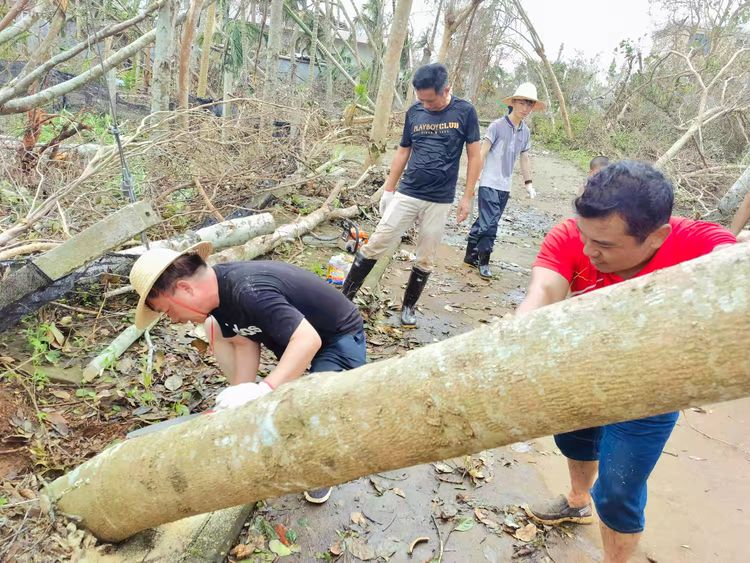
464, 83, 544, 279
340, 63, 481, 328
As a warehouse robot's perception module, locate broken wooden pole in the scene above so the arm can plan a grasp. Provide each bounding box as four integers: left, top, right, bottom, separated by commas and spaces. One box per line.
82, 318, 160, 382
44, 244, 750, 541
0, 201, 160, 325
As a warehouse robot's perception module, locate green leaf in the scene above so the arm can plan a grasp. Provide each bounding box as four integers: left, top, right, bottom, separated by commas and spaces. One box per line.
286, 528, 298, 543
453, 516, 474, 532
0, 496, 8, 507
269, 539, 292, 556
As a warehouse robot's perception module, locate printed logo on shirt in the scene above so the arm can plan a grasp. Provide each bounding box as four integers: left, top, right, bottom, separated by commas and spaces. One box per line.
232, 324, 263, 337
412, 122, 460, 134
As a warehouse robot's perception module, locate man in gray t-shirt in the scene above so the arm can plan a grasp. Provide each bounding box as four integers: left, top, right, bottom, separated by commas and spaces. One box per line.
464, 83, 545, 278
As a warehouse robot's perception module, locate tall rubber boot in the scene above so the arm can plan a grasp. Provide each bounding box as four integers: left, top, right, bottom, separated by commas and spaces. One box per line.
400, 267, 430, 328
463, 240, 478, 267
478, 253, 493, 279
341, 253, 377, 300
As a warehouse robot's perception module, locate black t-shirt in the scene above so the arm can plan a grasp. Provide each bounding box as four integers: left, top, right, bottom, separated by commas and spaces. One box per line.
210, 261, 363, 359
398, 97, 481, 204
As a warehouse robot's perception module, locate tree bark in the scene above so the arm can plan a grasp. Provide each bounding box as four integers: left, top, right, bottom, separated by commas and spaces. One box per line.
151, 0, 179, 113
0, 0, 45, 47
0, 0, 30, 33
436, 0, 480, 64
45, 243, 750, 542
307, 5, 319, 93
367, 0, 413, 165
196, 0, 216, 97
262, 0, 284, 99
178, 0, 205, 120
717, 163, 750, 218
0, 2, 165, 108
511, 0, 572, 139
284, 4, 375, 107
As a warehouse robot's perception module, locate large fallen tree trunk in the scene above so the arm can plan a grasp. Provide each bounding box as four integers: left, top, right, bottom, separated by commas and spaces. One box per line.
44, 243, 750, 541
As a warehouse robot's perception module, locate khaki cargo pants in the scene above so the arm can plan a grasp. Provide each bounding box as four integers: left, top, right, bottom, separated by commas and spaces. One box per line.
359, 192, 451, 272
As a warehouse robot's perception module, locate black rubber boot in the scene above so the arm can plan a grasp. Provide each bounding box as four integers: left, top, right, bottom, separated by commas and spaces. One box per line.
400, 267, 430, 327
341, 253, 377, 300
463, 241, 478, 267
478, 253, 493, 279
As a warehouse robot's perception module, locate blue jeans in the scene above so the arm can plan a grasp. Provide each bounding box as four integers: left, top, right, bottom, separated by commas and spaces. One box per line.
467, 187, 510, 255
310, 329, 367, 373
554, 411, 679, 533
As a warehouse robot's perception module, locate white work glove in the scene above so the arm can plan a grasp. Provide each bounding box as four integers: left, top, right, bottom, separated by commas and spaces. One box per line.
214, 381, 272, 410
525, 183, 536, 199
379, 189, 395, 216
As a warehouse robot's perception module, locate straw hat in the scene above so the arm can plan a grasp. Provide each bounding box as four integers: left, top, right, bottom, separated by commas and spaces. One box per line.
502, 82, 546, 111
129, 241, 213, 329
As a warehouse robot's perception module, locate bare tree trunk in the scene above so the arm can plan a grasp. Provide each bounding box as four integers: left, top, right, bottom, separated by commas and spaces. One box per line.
450, 1, 477, 91
0, 0, 30, 33
288, 28, 300, 88
196, 0, 216, 97
178, 0, 205, 121
324, 0, 334, 106
420, 0, 443, 65
0, 0, 45, 47
436, 0, 480, 64
307, 5, 319, 94
44, 243, 750, 542
717, 163, 750, 218
262, 0, 284, 99
511, 0, 572, 139
368, 0, 414, 164
18, 0, 68, 84
151, 0, 179, 113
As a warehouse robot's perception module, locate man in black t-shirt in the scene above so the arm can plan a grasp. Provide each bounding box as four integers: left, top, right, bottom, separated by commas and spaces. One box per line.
129, 243, 366, 504
341, 63, 482, 327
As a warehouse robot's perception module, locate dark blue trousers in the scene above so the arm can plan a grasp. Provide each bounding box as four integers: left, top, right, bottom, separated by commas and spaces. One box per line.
467, 187, 510, 255
310, 330, 367, 373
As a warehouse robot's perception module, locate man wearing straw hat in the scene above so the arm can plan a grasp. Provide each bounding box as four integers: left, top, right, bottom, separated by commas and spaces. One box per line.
129, 242, 366, 504
463, 82, 545, 279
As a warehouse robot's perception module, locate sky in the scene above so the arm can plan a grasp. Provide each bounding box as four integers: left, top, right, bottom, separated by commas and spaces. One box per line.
406, 0, 662, 70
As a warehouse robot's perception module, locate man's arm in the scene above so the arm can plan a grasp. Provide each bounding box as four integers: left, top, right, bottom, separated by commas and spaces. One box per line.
730, 190, 750, 236
519, 152, 532, 183
225, 337, 261, 385
515, 267, 570, 317
456, 141, 483, 223
264, 319, 322, 388
383, 145, 412, 192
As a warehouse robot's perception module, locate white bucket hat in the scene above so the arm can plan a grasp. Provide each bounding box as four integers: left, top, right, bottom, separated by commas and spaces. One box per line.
502, 82, 546, 112
129, 241, 213, 329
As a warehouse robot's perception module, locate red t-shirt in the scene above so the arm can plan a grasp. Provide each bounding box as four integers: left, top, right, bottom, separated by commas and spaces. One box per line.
534, 217, 736, 296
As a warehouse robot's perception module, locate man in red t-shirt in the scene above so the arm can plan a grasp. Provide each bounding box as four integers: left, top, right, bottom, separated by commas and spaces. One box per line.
519, 161, 735, 563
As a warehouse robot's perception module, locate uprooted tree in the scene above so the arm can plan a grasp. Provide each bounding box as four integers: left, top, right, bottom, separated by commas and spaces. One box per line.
44, 243, 750, 542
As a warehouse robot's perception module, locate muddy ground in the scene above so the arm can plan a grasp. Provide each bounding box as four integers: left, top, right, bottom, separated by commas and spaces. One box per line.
1, 147, 748, 562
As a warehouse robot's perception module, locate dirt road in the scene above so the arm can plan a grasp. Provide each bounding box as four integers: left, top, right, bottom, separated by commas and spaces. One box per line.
239, 149, 750, 562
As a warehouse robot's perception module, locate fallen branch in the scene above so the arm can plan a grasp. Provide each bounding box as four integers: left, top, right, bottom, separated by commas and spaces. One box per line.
0, 241, 59, 260
119, 213, 276, 256
193, 177, 224, 222
209, 183, 359, 264
82, 318, 160, 382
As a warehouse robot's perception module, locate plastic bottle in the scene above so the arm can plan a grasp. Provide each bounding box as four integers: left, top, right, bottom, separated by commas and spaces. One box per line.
326, 253, 354, 286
